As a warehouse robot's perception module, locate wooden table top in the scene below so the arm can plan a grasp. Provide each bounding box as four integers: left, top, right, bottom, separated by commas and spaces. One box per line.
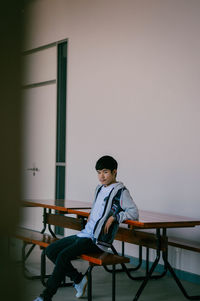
68, 208, 200, 229
22, 199, 92, 212
22, 200, 200, 229
125, 210, 200, 229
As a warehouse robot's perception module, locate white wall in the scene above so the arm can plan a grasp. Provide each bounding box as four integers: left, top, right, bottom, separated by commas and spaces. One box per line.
23, 0, 200, 275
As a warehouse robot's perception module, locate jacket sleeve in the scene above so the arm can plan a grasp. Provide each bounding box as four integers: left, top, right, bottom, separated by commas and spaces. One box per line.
116, 188, 139, 223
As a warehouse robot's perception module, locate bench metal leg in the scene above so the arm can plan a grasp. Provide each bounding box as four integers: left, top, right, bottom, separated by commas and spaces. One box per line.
87, 264, 117, 301
110, 245, 152, 281
87, 265, 93, 301
112, 264, 116, 301
110, 244, 166, 282
121, 241, 125, 256
104, 245, 143, 274
22, 242, 42, 280
41, 249, 49, 286
23, 242, 36, 261
22, 243, 51, 283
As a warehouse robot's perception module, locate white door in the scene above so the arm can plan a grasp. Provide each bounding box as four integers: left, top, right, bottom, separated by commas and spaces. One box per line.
20, 46, 57, 231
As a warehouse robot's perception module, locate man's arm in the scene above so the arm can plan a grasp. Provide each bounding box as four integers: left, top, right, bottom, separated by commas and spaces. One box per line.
103, 188, 139, 234
103, 216, 115, 234
118, 188, 139, 223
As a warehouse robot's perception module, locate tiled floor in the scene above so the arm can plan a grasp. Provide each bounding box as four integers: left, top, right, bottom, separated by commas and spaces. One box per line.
18, 248, 200, 301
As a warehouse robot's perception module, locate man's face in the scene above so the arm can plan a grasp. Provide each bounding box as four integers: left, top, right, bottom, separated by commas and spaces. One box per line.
97, 169, 117, 186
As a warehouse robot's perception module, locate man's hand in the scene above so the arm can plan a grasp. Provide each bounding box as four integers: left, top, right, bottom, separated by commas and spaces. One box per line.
104, 216, 115, 234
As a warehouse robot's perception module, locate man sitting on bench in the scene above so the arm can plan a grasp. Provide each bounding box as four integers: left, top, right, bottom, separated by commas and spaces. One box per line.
33, 155, 139, 301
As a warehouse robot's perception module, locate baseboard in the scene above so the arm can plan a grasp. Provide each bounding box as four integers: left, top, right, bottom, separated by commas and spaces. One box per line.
129, 256, 200, 285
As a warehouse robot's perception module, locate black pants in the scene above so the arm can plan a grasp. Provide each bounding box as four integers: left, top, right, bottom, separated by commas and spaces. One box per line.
41, 235, 100, 301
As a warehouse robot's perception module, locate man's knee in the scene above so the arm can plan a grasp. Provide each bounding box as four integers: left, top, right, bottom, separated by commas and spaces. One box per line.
56, 247, 75, 266
45, 244, 56, 262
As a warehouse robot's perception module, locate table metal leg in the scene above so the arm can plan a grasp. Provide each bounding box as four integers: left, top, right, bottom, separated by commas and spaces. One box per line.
112, 264, 116, 301
133, 252, 161, 300
47, 209, 57, 238
132, 229, 161, 301
162, 229, 200, 300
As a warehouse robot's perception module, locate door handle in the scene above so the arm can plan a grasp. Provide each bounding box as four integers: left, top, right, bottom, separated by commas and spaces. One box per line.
27, 166, 40, 176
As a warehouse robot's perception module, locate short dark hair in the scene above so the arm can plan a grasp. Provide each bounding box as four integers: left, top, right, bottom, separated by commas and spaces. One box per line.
95, 155, 118, 171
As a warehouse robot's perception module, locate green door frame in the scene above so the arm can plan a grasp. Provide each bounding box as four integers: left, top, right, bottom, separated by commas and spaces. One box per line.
55, 41, 67, 235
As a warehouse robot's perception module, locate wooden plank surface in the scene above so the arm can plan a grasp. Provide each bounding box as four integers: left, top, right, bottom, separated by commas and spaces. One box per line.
168, 237, 200, 252
22, 199, 91, 212
15, 228, 57, 248
80, 252, 130, 265
115, 228, 167, 250
125, 210, 200, 229
67, 208, 200, 229
46, 214, 83, 231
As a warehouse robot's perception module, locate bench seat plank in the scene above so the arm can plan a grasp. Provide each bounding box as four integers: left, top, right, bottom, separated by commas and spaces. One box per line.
15, 228, 130, 265
168, 237, 200, 253
80, 252, 130, 266
15, 228, 57, 248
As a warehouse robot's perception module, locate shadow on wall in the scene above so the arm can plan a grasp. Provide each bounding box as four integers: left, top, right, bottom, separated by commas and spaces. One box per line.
0, 2, 24, 301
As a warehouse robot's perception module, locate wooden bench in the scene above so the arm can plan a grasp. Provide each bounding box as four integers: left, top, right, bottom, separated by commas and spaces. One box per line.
80, 252, 130, 301
15, 213, 84, 276
16, 226, 200, 301
15, 227, 58, 281
15, 227, 130, 301
168, 236, 200, 253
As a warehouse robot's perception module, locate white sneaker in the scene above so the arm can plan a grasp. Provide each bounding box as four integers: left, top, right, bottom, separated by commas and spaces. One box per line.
74, 275, 88, 298
33, 297, 43, 301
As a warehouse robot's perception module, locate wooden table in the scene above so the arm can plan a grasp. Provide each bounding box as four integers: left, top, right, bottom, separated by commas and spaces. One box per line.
124, 210, 200, 301
22, 200, 200, 300
66, 207, 200, 300
22, 199, 91, 236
